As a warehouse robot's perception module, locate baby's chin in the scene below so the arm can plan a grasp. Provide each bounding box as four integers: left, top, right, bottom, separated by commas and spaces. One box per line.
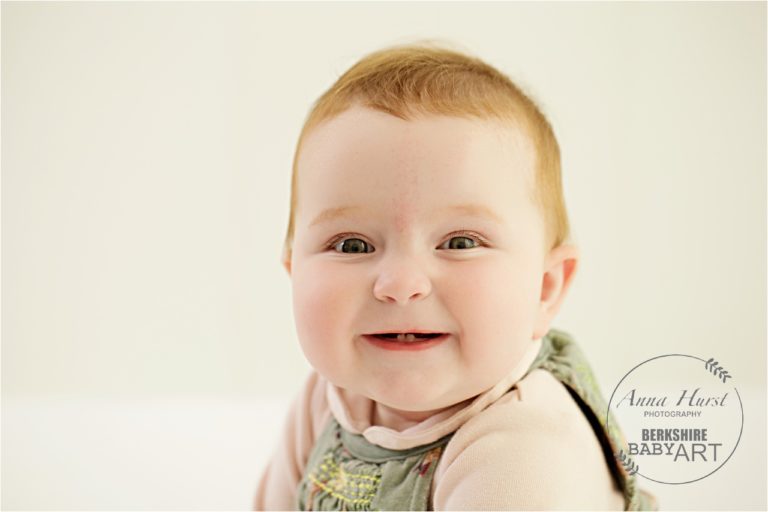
311, 352, 509, 418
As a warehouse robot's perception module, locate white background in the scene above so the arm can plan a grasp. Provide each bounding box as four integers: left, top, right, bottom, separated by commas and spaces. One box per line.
2, 2, 766, 510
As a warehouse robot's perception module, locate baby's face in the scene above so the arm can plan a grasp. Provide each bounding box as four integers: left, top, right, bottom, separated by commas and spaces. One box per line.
288, 105, 553, 413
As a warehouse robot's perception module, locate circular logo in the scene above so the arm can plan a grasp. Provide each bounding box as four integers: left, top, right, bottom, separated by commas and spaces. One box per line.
606, 354, 743, 485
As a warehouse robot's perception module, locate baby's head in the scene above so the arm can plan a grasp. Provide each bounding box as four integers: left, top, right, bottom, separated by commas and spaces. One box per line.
281, 44, 579, 416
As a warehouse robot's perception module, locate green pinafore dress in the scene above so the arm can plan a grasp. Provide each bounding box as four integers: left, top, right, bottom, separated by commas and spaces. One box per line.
296, 329, 658, 510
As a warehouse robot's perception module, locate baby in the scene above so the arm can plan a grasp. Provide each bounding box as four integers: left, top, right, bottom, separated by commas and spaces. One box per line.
254, 44, 656, 510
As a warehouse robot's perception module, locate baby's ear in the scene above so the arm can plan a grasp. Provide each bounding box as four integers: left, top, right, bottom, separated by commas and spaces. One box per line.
532, 244, 579, 339
281, 246, 292, 276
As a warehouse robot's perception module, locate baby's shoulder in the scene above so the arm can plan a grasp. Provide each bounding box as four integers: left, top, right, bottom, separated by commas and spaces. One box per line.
431, 368, 624, 509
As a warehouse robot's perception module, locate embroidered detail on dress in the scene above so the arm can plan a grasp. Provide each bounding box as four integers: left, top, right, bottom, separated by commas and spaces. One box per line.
307, 453, 381, 507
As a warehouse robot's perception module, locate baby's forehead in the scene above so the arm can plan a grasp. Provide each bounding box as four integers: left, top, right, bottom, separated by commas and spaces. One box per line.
299, 107, 537, 179
295, 110, 542, 229
297, 122, 535, 221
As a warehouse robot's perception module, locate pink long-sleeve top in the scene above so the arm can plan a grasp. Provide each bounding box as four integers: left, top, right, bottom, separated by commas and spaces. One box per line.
254, 339, 625, 510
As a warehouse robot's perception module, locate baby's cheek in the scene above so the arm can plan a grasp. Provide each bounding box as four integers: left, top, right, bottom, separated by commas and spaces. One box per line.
291, 263, 359, 369
442, 259, 539, 351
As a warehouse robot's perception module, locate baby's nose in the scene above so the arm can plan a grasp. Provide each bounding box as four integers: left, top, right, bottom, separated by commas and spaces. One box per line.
372, 264, 432, 305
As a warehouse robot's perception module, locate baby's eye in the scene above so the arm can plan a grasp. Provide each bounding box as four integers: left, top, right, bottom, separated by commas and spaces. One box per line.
438, 235, 480, 250
332, 238, 375, 254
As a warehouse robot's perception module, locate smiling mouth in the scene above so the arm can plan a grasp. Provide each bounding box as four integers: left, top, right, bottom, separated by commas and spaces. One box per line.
362, 332, 449, 351
371, 333, 444, 342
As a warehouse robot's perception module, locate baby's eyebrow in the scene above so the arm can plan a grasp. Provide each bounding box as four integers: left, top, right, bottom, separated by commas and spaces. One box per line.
309, 206, 364, 227
439, 203, 505, 225
309, 203, 505, 227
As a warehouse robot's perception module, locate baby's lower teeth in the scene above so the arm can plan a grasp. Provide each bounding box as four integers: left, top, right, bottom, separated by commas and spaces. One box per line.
397, 333, 417, 342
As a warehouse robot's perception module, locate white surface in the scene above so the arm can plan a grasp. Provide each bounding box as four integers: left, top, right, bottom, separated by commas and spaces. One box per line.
2, 2, 766, 510
2, 396, 291, 510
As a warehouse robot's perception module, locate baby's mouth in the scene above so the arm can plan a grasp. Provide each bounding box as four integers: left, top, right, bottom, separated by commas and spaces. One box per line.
362, 331, 450, 351
371, 332, 443, 342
